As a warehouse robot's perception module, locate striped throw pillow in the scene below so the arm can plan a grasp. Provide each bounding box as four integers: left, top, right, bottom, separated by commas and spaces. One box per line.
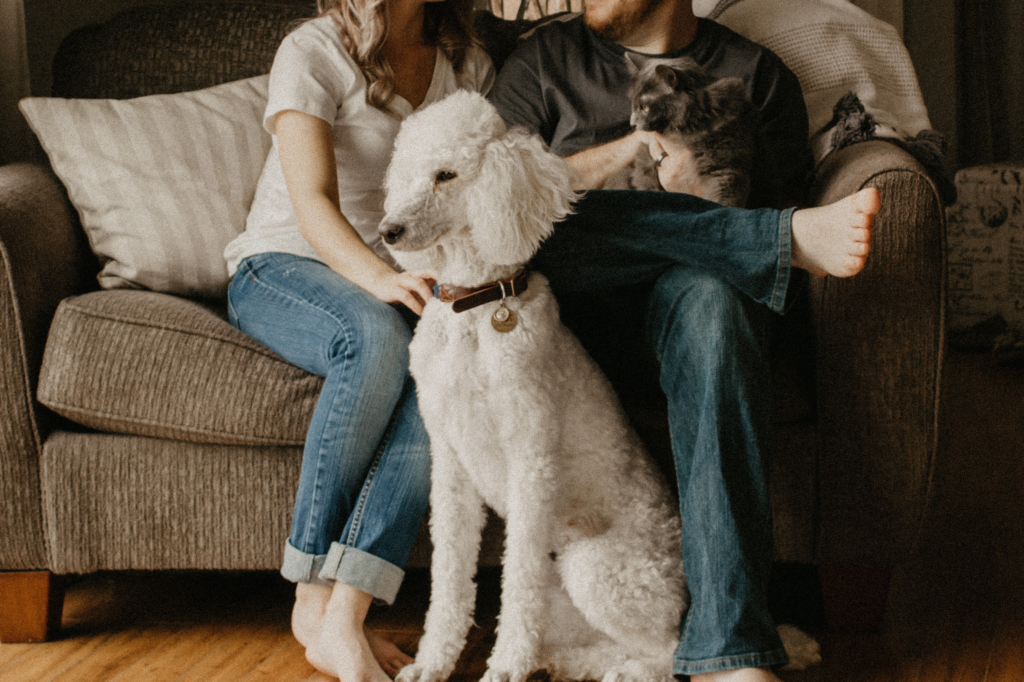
19, 76, 271, 299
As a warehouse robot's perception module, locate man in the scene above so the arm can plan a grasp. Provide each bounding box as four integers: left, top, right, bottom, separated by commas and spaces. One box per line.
488, 1, 879, 680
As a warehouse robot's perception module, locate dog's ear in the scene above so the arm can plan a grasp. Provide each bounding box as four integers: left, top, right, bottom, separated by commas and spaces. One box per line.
465, 128, 576, 267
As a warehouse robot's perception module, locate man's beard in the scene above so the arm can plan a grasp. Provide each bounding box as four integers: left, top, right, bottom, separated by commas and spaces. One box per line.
584, 0, 661, 43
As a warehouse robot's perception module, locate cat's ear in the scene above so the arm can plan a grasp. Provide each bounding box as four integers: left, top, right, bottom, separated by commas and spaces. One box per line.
654, 64, 679, 89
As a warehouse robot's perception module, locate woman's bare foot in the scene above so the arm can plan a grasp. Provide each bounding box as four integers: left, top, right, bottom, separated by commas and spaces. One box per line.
692, 667, 782, 682
791, 187, 881, 277
292, 583, 331, 648
365, 627, 414, 677
302, 583, 393, 682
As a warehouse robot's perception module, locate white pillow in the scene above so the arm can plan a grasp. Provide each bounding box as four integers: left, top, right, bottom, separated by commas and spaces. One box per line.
19, 76, 271, 298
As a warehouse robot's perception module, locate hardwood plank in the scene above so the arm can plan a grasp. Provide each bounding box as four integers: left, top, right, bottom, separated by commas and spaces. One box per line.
172, 622, 291, 682
0, 633, 112, 682
48, 627, 179, 682
0, 642, 35, 669
106, 623, 235, 682
238, 637, 317, 682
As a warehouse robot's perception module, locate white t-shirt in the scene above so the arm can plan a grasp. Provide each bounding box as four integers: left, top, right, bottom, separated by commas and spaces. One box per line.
224, 16, 494, 275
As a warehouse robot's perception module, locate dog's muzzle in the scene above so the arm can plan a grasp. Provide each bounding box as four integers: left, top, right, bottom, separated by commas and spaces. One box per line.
379, 221, 405, 245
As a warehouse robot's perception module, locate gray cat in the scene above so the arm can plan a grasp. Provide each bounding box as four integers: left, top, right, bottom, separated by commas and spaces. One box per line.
608, 57, 757, 208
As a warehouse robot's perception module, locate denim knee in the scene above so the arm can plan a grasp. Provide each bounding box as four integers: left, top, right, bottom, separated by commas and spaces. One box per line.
326, 299, 413, 386
648, 269, 756, 359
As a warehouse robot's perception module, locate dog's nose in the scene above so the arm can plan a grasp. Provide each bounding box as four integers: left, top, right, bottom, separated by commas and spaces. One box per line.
380, 222, 405, 245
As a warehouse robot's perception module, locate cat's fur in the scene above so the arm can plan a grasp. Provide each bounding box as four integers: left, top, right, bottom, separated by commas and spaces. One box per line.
608, 57, 757, 207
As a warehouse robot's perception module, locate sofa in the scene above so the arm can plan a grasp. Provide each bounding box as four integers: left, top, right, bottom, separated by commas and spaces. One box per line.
0, 2, 946, 643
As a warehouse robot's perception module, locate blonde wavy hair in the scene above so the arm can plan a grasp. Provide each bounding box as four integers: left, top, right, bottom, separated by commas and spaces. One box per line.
317, 0, 477, 110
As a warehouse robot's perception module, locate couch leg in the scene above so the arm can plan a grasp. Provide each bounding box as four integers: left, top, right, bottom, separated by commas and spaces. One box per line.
0, 571, 65, 642
818, 563, 891, 633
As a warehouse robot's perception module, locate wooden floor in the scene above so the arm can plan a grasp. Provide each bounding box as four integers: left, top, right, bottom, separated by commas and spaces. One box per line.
1, 349, 1023, 682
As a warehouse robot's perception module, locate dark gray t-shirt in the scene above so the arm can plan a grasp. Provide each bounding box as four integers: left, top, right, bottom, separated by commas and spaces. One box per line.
489, 15, 813, 208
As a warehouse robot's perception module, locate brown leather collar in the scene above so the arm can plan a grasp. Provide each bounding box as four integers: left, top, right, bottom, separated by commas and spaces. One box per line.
435, 270, 529, 313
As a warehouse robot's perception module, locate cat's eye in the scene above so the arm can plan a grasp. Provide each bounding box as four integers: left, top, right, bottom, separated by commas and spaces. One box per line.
435, 170, 458, 183
641, 104, 649, 112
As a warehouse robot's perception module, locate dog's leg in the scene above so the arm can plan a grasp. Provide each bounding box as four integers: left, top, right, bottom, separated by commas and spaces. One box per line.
482, 420, 561, 682
398, 445, 487, 682
546, 645, 674, 682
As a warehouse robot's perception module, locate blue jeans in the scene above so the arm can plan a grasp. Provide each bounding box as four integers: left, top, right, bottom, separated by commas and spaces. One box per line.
227, 252, 430, 604
535, 191, 793, 674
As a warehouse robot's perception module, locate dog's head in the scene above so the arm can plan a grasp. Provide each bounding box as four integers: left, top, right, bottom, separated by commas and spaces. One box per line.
380, 90, 575, 273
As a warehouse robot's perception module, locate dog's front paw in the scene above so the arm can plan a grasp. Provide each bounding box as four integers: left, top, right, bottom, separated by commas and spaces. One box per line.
396, 662, 452, 682
480, 664, 535, 682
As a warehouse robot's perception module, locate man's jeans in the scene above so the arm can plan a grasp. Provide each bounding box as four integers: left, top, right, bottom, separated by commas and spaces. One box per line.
535, 190, 794, 674
228, 252, 430, 604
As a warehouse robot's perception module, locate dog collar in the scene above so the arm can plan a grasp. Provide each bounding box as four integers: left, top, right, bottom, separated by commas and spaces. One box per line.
434, 269, 529, 313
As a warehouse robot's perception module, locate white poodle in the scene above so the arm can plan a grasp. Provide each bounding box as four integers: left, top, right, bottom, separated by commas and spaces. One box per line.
379, 90, 820, 682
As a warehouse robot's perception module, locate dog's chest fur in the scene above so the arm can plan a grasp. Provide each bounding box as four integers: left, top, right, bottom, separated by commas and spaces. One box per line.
409, 279, 577, 519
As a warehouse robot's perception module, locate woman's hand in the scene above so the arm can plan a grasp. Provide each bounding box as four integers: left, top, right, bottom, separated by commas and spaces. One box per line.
360, 267, 437, 316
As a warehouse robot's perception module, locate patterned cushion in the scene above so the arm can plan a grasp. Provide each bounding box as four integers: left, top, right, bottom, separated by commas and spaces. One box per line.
37, 290, 322, 446
19, 76, 271, 299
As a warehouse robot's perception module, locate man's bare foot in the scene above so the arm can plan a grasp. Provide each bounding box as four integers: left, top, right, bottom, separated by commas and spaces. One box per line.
292, 583, 331, 648
365, 628, 414, 677
692, 667, 782, 682
791, 187, 881, 277
302, 583, 393, 682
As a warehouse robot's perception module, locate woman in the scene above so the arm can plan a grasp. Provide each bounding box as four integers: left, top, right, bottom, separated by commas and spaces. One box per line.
223, 0, 493, 678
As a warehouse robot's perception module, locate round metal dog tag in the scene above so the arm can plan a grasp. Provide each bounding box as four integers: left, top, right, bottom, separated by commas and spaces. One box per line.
491, 305, 518, 332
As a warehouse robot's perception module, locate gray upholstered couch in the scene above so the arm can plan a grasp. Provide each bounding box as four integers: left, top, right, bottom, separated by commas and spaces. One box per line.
0, 2, 945, 642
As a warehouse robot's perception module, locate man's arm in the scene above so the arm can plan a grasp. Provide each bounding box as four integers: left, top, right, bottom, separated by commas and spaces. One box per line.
490, 28, 640, 191
564, 132, 649, 191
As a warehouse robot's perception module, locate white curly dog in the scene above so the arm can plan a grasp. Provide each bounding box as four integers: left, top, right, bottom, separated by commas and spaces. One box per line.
379, 90, 820, 682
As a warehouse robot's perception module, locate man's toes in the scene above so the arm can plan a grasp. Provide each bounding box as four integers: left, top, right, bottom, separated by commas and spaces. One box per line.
849, 241, 870, 257
845, 254, 868, 275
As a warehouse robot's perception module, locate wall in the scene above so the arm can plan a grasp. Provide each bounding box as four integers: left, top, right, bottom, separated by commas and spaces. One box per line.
902, 0, 958, 173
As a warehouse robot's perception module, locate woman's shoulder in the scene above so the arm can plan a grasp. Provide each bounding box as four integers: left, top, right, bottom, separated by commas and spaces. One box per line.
277, 15, 354, 67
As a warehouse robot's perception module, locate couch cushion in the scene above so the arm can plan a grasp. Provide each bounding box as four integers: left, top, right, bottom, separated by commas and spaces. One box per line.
38, 290, 322, 446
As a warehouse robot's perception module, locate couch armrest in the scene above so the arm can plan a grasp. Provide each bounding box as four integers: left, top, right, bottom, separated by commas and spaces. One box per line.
0, 163, 93, 570
808, 141, 946, 566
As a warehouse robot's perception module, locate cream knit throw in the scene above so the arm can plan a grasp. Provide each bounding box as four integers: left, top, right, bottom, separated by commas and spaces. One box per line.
695, 0, 932, 161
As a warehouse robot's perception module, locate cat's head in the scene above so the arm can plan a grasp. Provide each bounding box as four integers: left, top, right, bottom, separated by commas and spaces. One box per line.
627, 57, 717, 132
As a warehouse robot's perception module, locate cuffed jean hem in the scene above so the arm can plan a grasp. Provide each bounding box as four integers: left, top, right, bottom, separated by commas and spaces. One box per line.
768, 207, 796, 314
673, 648, 790, 677
280, 540, 405, 604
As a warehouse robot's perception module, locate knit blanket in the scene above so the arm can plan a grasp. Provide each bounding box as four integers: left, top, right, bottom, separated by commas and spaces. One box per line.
695, 0, 933, 163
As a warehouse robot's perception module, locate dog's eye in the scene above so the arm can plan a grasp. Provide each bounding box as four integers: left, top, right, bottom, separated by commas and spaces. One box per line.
435, 170, 458, 183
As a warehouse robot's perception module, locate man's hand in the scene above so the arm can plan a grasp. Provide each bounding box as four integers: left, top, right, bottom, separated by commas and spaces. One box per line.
647, 133, 702, 196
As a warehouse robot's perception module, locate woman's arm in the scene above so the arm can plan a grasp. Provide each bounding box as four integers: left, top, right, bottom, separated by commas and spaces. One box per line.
276, 109, 435, 314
